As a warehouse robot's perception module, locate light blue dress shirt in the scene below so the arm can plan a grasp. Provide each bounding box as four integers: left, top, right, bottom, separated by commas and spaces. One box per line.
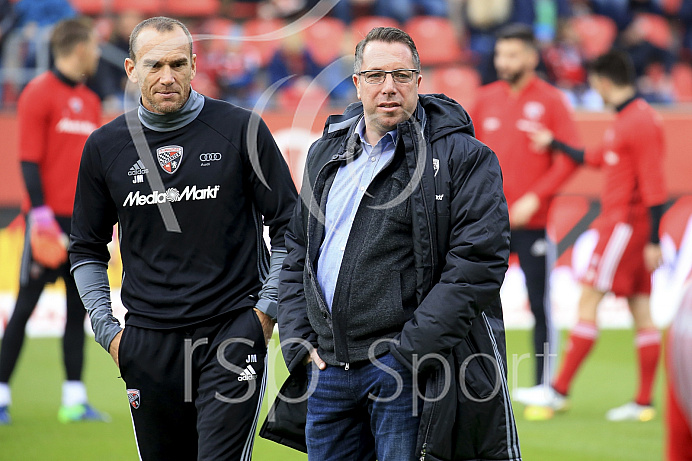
316, 117, 398, 311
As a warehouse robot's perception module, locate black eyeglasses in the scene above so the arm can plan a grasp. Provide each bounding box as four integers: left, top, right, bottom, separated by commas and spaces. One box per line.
358, 69, 420, 84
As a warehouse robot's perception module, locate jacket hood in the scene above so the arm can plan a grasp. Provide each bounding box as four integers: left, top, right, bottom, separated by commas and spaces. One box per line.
418, 93, 475, 142
333, 93, 474, 144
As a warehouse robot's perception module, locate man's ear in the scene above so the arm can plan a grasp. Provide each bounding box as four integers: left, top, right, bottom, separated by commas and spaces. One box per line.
124, 58, 137, 83
190, 54, 197, 80
353, 74, 361, 101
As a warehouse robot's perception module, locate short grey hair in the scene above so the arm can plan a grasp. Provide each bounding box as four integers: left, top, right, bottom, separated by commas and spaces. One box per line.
129, 16, 193, 62
354, 27, 421, 74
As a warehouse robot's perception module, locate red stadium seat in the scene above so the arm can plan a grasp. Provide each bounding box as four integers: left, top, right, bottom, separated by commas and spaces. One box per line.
242, 18, 286, 67
660, 0, 683, 14
672, 63, 692, 103
426, 65, 481, 107
191, 73, 220, 99
404, 16, 464, 67
166, 0, 220, 17
276, 80, 329, 112
302, 17, 347, 66
197, 18, 239, 53
570, 14, 617, 60
112, 0, 161, 15
351, 16, 400, 42
93, 16, 113, 42
70, 0, 105, 15
226, 1, 260, 20
632, 13, 673, 50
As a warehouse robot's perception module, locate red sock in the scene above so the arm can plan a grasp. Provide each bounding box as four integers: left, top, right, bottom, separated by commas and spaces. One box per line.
552, 321, 598, 395
635, 328, 661, 406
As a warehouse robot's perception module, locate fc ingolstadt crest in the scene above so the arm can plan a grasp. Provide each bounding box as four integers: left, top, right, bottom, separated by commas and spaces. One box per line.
127, 389, 140, 409
156, 145, 184, 174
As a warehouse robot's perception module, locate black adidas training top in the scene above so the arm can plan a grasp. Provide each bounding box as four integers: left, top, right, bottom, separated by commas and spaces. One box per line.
69, 97, 297, 329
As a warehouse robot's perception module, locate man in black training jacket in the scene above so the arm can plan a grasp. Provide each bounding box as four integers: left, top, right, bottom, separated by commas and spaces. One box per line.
69, 16, 297, 461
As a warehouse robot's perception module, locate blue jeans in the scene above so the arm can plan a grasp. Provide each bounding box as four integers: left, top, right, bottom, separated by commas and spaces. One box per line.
306, 352, 422, 461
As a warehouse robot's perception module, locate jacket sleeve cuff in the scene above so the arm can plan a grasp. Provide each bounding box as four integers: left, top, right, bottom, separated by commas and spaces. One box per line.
649, 203, 665, 244
550, 139, 585, 164
256, 248, 287, 321
287, 349, 310, 375
72, 262, 122, 352
254, 299, 277, 320
103, 323, 124, 354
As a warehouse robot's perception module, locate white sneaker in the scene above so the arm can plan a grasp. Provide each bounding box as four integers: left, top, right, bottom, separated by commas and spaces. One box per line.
605, 402, 656, 422
513, 384, 568, 411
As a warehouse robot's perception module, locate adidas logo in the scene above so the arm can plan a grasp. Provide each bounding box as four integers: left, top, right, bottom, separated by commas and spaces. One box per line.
128, 160, 149, 184
237, 364, 257, 382
128, 160, 149, 176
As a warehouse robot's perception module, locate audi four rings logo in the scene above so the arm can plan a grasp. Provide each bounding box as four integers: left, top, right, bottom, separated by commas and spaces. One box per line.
200, 153, 222, 162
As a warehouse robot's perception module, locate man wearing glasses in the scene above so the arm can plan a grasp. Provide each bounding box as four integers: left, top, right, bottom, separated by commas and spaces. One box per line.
278, 27, 520, 460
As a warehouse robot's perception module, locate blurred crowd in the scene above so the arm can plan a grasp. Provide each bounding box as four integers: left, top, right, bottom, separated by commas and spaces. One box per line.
1, 0, 692, 112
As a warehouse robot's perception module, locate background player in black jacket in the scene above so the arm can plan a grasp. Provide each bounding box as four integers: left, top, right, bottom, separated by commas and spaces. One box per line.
69, 17, 297, 460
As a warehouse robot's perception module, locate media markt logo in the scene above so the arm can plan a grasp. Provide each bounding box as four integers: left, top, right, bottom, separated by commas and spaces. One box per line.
157, 145, 184, 174
166, 188, 181, 202
123, 185, 221, 207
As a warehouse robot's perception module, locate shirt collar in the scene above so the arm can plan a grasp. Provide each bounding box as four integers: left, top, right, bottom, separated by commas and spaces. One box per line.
355, 116, 397, 149
615, 95, 638, 113
138, 89, 205, 132
501, 74, 539, 96
51, 67, 79, 88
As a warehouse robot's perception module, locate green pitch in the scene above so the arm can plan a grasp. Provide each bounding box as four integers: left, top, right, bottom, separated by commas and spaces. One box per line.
0, 330, 664, 460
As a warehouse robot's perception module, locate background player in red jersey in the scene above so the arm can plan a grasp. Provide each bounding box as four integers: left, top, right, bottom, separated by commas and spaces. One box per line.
0, 17, 107, 425
516, 50, 667, 422
470, 24, 580, 388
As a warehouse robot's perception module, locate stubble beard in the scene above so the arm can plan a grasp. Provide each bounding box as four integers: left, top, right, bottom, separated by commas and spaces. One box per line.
500, 68, 525, 86
148, 88, 189, 114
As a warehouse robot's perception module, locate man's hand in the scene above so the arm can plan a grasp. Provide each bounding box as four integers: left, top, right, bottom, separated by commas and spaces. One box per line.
524, 126, 555, 152
254, 308, 275, 347
517, 121, 554, 152
644, 243, 663, 272
303, 348, 326, 370
109, 329, 123, 368
510, 193, 540, 228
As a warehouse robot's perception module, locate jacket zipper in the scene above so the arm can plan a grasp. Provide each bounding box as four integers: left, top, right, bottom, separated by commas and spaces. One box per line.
419, 376, 438, 461
411, 125, 437, 279
309, 269, 352, 367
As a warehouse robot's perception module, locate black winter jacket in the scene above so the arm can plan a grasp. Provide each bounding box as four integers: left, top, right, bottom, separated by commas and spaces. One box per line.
277, 94, 521, 461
